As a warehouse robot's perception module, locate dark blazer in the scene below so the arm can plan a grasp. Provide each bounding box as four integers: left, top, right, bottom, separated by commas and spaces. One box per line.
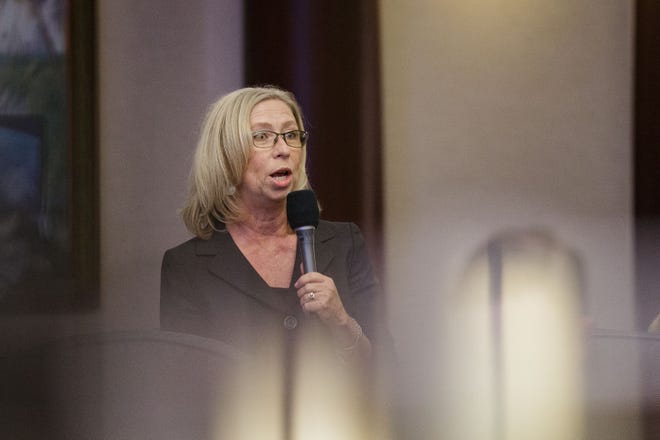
160, 220, 388, 358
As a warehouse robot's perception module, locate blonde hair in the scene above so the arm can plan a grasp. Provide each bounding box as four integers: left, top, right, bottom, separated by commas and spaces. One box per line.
181, 86, 310, 239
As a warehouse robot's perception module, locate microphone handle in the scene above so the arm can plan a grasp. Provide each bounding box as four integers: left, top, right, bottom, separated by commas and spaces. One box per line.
296, 226, 317, 273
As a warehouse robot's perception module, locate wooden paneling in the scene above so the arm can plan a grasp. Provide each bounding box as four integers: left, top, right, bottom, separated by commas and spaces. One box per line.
634, 0, 660, 331
244, 0, 384, 272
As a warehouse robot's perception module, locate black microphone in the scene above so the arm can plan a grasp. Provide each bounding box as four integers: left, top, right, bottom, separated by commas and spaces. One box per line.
286, 189, 320, 273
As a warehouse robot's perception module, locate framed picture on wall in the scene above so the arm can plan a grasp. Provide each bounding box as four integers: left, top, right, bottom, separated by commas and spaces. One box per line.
0, 0, 98, 312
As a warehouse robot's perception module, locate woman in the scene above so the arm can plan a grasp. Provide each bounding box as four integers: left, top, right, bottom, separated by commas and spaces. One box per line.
160, 86, 387, 365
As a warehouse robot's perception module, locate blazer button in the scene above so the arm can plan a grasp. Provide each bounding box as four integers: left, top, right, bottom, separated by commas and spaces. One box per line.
283, 315, 298, 330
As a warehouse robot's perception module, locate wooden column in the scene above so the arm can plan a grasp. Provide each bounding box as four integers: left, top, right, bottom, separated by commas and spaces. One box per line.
244, 0, 384, 273
635, 2, 660, 438
634, 0, 660, 331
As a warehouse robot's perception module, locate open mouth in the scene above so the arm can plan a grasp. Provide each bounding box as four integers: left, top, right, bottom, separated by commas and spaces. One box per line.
270, 169, 292, 182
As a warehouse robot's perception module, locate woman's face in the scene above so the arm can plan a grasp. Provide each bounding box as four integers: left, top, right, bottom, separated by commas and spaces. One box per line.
239, 99, 303, 211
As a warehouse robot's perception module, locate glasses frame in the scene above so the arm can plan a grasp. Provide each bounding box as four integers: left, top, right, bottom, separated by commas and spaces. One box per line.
251, 129, 308, 149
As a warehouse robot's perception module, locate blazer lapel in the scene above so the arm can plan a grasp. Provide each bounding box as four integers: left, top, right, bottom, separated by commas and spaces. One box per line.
200, 230, 291, 314
314, 221, 336, 274
199, 222, 337, 314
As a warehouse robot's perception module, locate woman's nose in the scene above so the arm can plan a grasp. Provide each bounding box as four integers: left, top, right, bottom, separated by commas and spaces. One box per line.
272, 135, 290, 155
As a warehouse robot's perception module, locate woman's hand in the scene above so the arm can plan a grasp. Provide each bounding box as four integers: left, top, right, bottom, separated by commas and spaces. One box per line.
295, 271, 373, 361
294, 272, 350, 328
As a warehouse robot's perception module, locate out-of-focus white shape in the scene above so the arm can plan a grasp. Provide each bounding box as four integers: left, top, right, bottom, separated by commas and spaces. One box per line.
291, 326, 393, 440
499, 232, 584, 440
446, 230, 585, 440
649, 314, 660, 334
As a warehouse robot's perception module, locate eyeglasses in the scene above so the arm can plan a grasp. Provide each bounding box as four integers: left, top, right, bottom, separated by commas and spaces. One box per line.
251, 130, 308, 149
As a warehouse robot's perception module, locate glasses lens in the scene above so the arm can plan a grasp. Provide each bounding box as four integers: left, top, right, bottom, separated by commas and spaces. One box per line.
284, 131, 305, 148
252, 131, 276, 148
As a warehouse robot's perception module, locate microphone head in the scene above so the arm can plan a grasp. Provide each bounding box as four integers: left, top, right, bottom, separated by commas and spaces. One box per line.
287, 189, 320, 229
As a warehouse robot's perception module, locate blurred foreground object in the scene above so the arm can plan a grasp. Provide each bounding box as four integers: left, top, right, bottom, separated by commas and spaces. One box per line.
446, 229, 587, 439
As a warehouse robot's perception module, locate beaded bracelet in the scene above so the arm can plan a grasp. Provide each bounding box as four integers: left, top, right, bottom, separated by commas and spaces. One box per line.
341, 318, 363, 352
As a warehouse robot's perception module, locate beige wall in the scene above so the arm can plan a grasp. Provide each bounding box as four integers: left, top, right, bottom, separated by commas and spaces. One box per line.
380, 1, 639, 436
381, 0, 633, 348
98, 0, 243, 332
